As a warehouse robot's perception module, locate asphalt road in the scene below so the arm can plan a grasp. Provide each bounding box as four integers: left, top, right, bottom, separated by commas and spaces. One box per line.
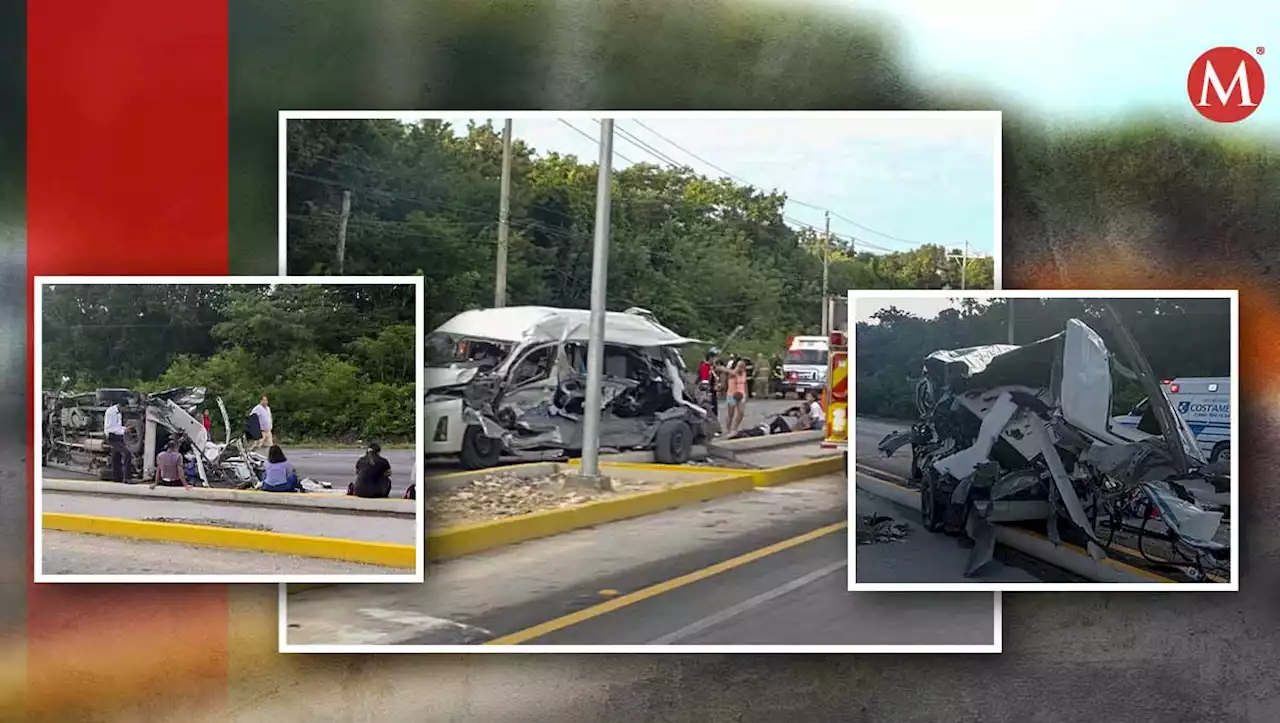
497, 523, 993, 646
853, 479, 1045, 584
284, 446, 416, 495
286, 469, 997, 648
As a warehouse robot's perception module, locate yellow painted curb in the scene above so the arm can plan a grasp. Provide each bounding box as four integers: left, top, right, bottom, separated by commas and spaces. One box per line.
425, 472, 755, 561
752, 455, 845, 486
583, 456, 845, 488
43, 513, 416, 569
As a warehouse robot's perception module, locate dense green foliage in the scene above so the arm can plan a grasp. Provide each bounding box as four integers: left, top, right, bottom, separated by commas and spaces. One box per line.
286, 119, 993, 359
42, 284, 417, 442
231, 1, 1279, 314
855, 298, 1232, 420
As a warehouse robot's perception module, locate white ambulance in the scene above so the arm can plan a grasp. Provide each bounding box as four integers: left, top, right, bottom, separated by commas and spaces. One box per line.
1113, 377, 1231, 464
779, 335, 830, 398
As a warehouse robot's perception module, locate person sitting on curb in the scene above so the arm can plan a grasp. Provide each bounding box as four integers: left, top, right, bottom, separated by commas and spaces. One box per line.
150, 439, 192, 490
349, 442, 393, 498
261, 444, 306, 493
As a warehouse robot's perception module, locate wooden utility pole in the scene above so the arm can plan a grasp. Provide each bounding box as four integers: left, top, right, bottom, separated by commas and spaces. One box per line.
495, 119, 513, 307
336, 190, 351, 275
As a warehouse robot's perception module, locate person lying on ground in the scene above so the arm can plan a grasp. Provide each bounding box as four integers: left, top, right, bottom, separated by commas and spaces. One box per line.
349, 442, 393, 498
261, 444, 306, 493
150, 439, 192, 490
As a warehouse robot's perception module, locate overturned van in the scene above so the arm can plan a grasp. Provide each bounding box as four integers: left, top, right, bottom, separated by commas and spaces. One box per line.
424, 306, 718, 469
876, 305, 1231, 581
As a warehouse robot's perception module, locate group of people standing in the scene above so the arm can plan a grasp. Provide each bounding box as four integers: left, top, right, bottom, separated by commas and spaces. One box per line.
696, 349, 826, 437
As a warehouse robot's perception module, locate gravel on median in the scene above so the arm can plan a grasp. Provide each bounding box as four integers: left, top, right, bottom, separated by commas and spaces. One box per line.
426, 471, 673, 527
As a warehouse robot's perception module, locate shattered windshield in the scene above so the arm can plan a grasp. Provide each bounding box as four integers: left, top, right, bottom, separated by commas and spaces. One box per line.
425, 332, 513, 368
786, 349, 828, 365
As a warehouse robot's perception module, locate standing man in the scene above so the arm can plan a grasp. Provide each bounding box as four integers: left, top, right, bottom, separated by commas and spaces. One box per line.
697, 350, 720, 420
103, 401, 131, 483
250, 395, 273, 450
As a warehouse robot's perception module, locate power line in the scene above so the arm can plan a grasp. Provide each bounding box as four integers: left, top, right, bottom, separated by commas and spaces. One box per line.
558, 119, 638, 165
630, 120, 927, 249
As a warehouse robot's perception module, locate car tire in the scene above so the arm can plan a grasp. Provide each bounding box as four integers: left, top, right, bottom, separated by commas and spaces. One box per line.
458, 425, 501, 470
654, 419, 694, 465
1209, 442, 1230, 465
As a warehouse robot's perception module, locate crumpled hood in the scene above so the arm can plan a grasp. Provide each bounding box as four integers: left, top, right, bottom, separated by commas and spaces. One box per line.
425, 365, 482, 393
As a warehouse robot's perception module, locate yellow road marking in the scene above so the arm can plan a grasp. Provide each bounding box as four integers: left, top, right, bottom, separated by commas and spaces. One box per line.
484, 520, 848, 645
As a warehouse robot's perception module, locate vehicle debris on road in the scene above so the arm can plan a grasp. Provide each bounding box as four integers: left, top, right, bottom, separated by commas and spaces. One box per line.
856, 513, 912, 545
876, 305, 1231, 581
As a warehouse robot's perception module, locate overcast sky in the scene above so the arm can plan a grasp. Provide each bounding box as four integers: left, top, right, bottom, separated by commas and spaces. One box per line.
854, 297, 962, 324
823, 0, 1279, 129
400, 114, 999, 256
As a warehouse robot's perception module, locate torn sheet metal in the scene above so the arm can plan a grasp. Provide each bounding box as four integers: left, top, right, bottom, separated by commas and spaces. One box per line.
880, 314, 1231, 580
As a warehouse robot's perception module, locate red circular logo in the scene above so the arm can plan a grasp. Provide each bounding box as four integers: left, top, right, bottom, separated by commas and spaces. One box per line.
1188, 47, 1265, 123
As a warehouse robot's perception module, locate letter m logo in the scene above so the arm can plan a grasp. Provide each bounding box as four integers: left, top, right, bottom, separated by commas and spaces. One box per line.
1188, 47, 1266, 123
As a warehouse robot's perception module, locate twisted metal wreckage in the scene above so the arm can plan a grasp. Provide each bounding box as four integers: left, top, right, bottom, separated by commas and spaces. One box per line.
423, 306, 719, 470
43, 385, 267, 488
876, 305, 1232, 581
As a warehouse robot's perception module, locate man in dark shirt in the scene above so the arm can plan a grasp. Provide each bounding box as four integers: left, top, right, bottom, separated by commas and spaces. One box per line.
349, 442, 393, 498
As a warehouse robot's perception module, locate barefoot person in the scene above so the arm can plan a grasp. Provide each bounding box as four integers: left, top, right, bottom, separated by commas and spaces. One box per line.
725, 359, 749, 435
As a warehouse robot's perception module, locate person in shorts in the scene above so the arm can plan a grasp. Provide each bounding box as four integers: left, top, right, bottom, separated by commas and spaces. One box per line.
150, 439, 192, 490
725, 359, 749, 435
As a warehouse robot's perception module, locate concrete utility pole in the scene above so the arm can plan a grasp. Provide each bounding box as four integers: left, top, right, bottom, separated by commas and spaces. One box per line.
580, 119, 615, 479
821, 210, 831, 334
335, 190, 351, 275
494, 119, 513, 307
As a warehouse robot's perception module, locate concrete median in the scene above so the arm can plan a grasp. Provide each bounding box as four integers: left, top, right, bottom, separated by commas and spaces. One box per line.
42, 478, 417, 516
43, 513, 417, 569
426, 470, 756, 561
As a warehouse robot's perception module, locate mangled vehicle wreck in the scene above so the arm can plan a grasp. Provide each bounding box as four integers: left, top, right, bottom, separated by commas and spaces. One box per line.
877, 306, 1231, 581
42, 384, 266, 488
424, 306, 718, 469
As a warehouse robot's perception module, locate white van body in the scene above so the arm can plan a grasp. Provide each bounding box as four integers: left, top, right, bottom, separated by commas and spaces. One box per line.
423, 306, 708, 468
780, 335, 830, 397
1112, 377, 1231, 463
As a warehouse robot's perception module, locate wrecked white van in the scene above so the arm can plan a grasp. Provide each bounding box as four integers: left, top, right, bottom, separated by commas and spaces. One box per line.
424, 305, 718, 469
877, 307, 1230, 581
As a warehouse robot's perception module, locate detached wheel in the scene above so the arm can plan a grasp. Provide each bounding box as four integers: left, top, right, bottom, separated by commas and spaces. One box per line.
920, 468, 946, 533
458, 425, 501, 470
1210, 442, 1230, 465
654, 419, 693, 465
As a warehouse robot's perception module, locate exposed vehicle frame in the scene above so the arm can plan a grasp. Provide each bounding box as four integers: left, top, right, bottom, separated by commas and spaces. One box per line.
877, 305, 1231, 581
42, 383, 266, 488
424, 306, 718, 470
